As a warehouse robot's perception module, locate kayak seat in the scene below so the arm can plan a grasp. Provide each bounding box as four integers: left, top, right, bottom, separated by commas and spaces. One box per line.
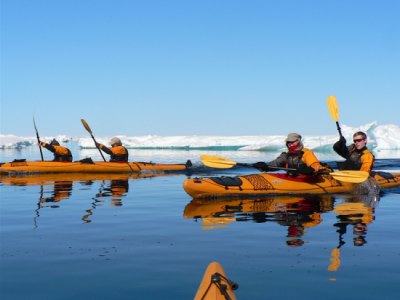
79, 157, 94, 164
12, 159, 27, 162
210, 176, 243, 189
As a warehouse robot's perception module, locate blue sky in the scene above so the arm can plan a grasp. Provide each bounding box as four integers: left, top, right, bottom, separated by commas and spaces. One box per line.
1, 0, 399, 137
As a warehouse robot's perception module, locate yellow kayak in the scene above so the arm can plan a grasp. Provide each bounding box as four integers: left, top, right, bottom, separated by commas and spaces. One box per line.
0, 159, 192, 174
194, 262, 238, 300
183, 172, 400, 198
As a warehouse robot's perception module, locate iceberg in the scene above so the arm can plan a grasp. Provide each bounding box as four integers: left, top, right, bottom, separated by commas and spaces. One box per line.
1, 122, 399, 158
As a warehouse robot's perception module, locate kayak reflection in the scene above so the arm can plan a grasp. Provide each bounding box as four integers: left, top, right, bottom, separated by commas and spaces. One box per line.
184, 193, 379, 252
0, 172, 155, 186
184, 195, 335, 242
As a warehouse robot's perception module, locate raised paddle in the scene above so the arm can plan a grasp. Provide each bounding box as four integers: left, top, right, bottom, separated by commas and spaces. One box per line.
200, 154, 369, 183
327, 95, 343, 138
33, 116, 44, 161
81, 119, 106, 162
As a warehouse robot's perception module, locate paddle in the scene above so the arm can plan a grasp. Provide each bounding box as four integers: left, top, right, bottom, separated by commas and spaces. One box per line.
81, 119, 106, 162
327, 95, 343, 138
33, 116, 44, 161
200, 154, 369, 183
201, 154, 297, 171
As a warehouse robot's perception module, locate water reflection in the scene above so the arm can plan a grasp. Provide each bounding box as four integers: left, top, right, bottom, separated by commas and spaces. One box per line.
1, 173, 156, 226
328, 193, 379, 272
184, 194, 379, 252
82, 179, 130, 223
184, 195, 335, 233
38, 180, 73, 207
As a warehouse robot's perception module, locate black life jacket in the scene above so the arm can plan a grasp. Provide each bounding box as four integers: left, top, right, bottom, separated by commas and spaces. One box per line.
284, 151, 307, 169
337, 146, 369, 170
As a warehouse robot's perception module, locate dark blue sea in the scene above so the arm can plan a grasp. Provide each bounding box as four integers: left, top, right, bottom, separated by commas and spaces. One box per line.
1, 148, 400, 299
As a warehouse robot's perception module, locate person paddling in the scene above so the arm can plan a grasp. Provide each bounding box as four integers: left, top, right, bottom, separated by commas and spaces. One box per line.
39, 138, 73, 162
96, 137, 129, 162
253, 133, 331, 176
333, 131, 374, 173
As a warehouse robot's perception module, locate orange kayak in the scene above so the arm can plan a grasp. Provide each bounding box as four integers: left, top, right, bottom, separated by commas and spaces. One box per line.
194, 262, 238, 300
0, 159, 192, 174
183, 172, 400, 198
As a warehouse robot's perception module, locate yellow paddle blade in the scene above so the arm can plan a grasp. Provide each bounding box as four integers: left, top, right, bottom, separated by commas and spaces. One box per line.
200, 154, 237, 169
330, 170, 369, 183
327, 95, 339, 122
81, 119, 93, 134
328, 248, 341, 271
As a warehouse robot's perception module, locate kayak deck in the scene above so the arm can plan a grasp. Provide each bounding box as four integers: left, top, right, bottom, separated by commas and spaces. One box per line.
183, 172, 400, 198
195, 262, 237, 300
0, 159, 192, 174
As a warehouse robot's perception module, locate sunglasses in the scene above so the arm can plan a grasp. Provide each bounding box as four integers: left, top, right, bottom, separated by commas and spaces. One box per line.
353, 138, 365, 143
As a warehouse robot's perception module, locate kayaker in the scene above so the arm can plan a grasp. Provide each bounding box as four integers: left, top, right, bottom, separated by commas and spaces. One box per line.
39, 139, 73, 162
253, 133, 330, 176
333, 131, 374, 173
96, 137, 129, 162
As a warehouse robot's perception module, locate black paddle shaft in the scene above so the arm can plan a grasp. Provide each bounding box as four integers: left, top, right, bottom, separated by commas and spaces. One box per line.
237, 162, 297, 171
336, 121, 343, 138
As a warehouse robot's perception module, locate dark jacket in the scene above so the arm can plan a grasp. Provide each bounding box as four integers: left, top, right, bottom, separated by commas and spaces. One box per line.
99, 144, 129, 162
333, 137, 374, 172
41, 142, 73, 162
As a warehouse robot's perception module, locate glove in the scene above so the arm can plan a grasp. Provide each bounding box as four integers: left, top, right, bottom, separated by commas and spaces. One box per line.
95, 142, 101, 148
253, 162, 270, 172
316, 169, 331, 175
339, 136, 346, 144
297, 164, 315, 175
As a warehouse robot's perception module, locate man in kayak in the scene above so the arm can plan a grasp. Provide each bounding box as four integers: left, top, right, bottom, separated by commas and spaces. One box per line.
332, 131, 374, 173
96, 137, 129, 162
253, 133, 330, 176
39, 139, 73, 162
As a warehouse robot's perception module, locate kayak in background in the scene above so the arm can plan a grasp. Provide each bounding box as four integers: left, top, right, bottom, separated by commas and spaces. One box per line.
0, 159, 192, 174
183, 172, 400, 198
194, 261, 238, 300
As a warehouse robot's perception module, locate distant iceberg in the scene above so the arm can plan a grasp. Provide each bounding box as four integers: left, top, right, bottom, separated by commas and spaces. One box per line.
1, 122, 399, 154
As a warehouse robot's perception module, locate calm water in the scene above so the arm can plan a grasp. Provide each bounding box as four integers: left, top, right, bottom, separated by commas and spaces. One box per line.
1, 149, 400, 299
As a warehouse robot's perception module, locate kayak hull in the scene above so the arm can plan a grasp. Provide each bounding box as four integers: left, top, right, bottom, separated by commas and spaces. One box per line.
183, 172, 400, 198
0, 160, 191, 174
194, 262, 237, 300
